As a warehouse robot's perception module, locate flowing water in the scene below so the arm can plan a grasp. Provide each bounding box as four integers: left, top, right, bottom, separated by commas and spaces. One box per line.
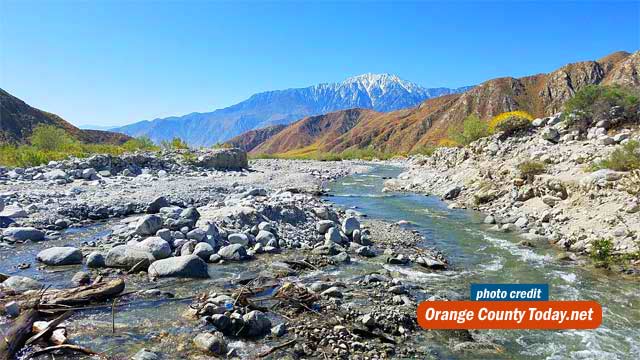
1, 165, 638, 359
327, 165, 640, 360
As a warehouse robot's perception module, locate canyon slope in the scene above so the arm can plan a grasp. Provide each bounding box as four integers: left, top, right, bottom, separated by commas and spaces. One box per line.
0, 88, 131, 145
238, 51, 639, 155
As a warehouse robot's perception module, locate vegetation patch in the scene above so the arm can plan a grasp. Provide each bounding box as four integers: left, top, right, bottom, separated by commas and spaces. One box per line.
447, 114, 489, 145
488, 110, 534, 136
563, 85, 639, 131
0, 125, 158, 167
590, 140, 640, 172
517, 160, 547, 181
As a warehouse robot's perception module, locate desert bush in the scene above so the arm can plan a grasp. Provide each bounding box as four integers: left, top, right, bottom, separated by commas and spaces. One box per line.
411, 145, 438, 156
437, 138, 460, 147
563, 85, 639, 130
448, 114, 489, 145
592, 140, 640, 172
620, 170, 640, 196
123, 136, 157, 152
161, 137, 189, 150
488, 111, 533, 136
30, 124, 77, 151
590, 238, 613, 264
517, 160, 546, 181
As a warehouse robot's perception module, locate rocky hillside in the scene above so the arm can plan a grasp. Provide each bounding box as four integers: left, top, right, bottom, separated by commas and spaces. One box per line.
224, 124, 287, 152
114, 74, 472, 147
0, 88, 131, 145
385, 112, 640, 260
237, 51, 639, 155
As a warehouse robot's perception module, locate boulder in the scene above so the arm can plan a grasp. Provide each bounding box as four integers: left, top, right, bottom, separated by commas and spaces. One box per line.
36, 247, 83, 265
325, 227, 342, 243
147, 196, 169, 214
86, 251, 106, 268
71, 271, 92, 286
81, 168, 97, 180
193, 242, 215, 260
193, 332, 227, 355
228, 233, 250, 246
2, 227, 45, 241
341, 217, 360, 236
105, 245, 154, 268
242, 310, 272, 337
132, 349, 160, 360
316, 220, 334, 234
44, 169, 67, 181
217, 244, 248, 261
134, 215, 163, 236
0, 205, 28, 218
542, 128, 560, 143
256, 230, 276, 246
194, 148, 248, 170
148, 255, 209, 278
1, 276, 42, 293
271, 323, 287, 337
443, 186, 461, 200
134, 237, 172, 259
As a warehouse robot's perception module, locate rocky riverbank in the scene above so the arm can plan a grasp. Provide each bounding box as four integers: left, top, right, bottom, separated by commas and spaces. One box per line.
0, 151, 474, 359
385, 113, 640, 272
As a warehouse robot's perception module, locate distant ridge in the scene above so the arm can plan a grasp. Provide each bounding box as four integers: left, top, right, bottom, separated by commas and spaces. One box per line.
230, 51, 640, 155
113, 74, 472, 146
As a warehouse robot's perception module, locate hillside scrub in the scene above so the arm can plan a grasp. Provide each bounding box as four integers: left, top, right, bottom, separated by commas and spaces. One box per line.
0, 125, 159, 167
161, 137, 190, 150
488, 111, 534, 136
251, 146, 398, 161
591, 140, 640, 172
447, 114, 489, 145
517, 160, 546, 181
563, 85, 639, 131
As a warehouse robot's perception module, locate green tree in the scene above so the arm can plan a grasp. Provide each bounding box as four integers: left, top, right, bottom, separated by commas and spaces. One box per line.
30, 124, 76, 151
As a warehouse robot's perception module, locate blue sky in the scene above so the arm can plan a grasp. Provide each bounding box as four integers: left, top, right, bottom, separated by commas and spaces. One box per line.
1, 1, 638, 127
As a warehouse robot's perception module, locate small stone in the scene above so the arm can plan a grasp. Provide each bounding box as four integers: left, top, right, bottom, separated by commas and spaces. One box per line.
4, 301, 20, 318
271, 323, 287, 337
193, 332, 227, 355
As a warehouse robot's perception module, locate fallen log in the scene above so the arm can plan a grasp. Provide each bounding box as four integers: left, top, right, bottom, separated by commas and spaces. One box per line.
0, 308, 39, 360
25, 311, 72, 346
28, 344, 103, 358
4, 278, 125, 310
258, 339, 296, 358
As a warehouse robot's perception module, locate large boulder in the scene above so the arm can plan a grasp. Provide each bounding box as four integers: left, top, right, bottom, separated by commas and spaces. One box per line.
341, 217, 360, 236
44, 169, 67, 181
148, 255, 209, 278
146, 196, 169, 214
105, 245, 155, 268
2, 227, 45, 241
217, 244, 248, 261
134, 237, 172, 260
194, 148, 248, 170
193, 242, 215, 260
134, 215, 163, 236
36, 247, 83, 266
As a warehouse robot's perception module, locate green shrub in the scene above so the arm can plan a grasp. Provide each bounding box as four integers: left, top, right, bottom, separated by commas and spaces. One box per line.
493, 116, 532, 136
30, 124, 77, 151
517, 160, 546, 181
123, 136, 158, 152
590, 238, 613, 264
160, 137, 189, 150
592, 140, 640, 172
411, 145, 438, 156
448, 114, 489, 145
563, 85, 639, 130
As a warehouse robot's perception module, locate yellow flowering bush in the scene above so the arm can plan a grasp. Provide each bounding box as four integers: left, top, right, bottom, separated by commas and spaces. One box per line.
488, 110, 534, 135
437, 138, 460, 147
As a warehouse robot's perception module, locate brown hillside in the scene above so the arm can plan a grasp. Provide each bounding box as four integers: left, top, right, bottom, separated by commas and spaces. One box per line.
0, 88, 131, 145
241, 50, 639, 155
225, 124, 287, 152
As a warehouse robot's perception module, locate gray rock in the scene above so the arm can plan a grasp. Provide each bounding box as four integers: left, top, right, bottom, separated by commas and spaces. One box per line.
242, 310, 272, 337
321, 287, 343, 298
531, 118, 547, 127
36, 247, 83, 266
2, 227, 45, 241
193, 242, 215, 260
217, 244, 248, 261
99, 170, 112, 177
542, 195, 561, 207
228, 233, 250, 246
271, 323, 287, 337
1, 276, 42, 293
484, 215, 496, 224
71, 271, 91, 286
180, 240, 197, 256
132, 348, 160, 360
258, 222, 274, 232
542, 128, 560, 143
416, 256, 447, 270
210, 314, 232, 332
0, 205, 27, 218
106, 245, 154, 268
134, 237, 172, 259
256, 230, 276, 246
187, 228, 207, 242
86, 251, 106, 268
325, 227, 342, 243
81, 168, 97, 180
193, 332, 227, 355
147, 196, 169, 214
135, 215, 163, 236
4, 300, 20, 317
341, 217, 360, 236
156, 228, 173, 242
361, 314, 376, 327
514, 217, 528, 228
194, 148, 248, 170
44, 169, 67, 181
355, 246, 375, 257
443, 186, 462, 200
148, 255, 209, 278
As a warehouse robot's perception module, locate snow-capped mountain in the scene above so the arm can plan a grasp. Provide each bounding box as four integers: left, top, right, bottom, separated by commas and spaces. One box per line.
114, 74, 472, 146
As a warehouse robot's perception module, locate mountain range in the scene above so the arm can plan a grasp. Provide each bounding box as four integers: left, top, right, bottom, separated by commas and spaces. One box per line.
113, 74, 472, 147
227, 51, 640, 155
0, 88, 131, 145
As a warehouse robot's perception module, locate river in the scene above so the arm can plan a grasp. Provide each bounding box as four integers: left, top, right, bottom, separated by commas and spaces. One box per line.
328, 165, 640, 359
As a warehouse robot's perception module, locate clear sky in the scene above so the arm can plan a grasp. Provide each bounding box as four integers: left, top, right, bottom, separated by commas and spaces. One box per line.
1, 1, 638, 127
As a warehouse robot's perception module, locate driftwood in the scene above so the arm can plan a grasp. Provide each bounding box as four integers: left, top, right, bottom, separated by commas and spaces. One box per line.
6, 278, 125, 310
0, 309, 39, 360
258, 339, 296, 358
25, 311, 72, 346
